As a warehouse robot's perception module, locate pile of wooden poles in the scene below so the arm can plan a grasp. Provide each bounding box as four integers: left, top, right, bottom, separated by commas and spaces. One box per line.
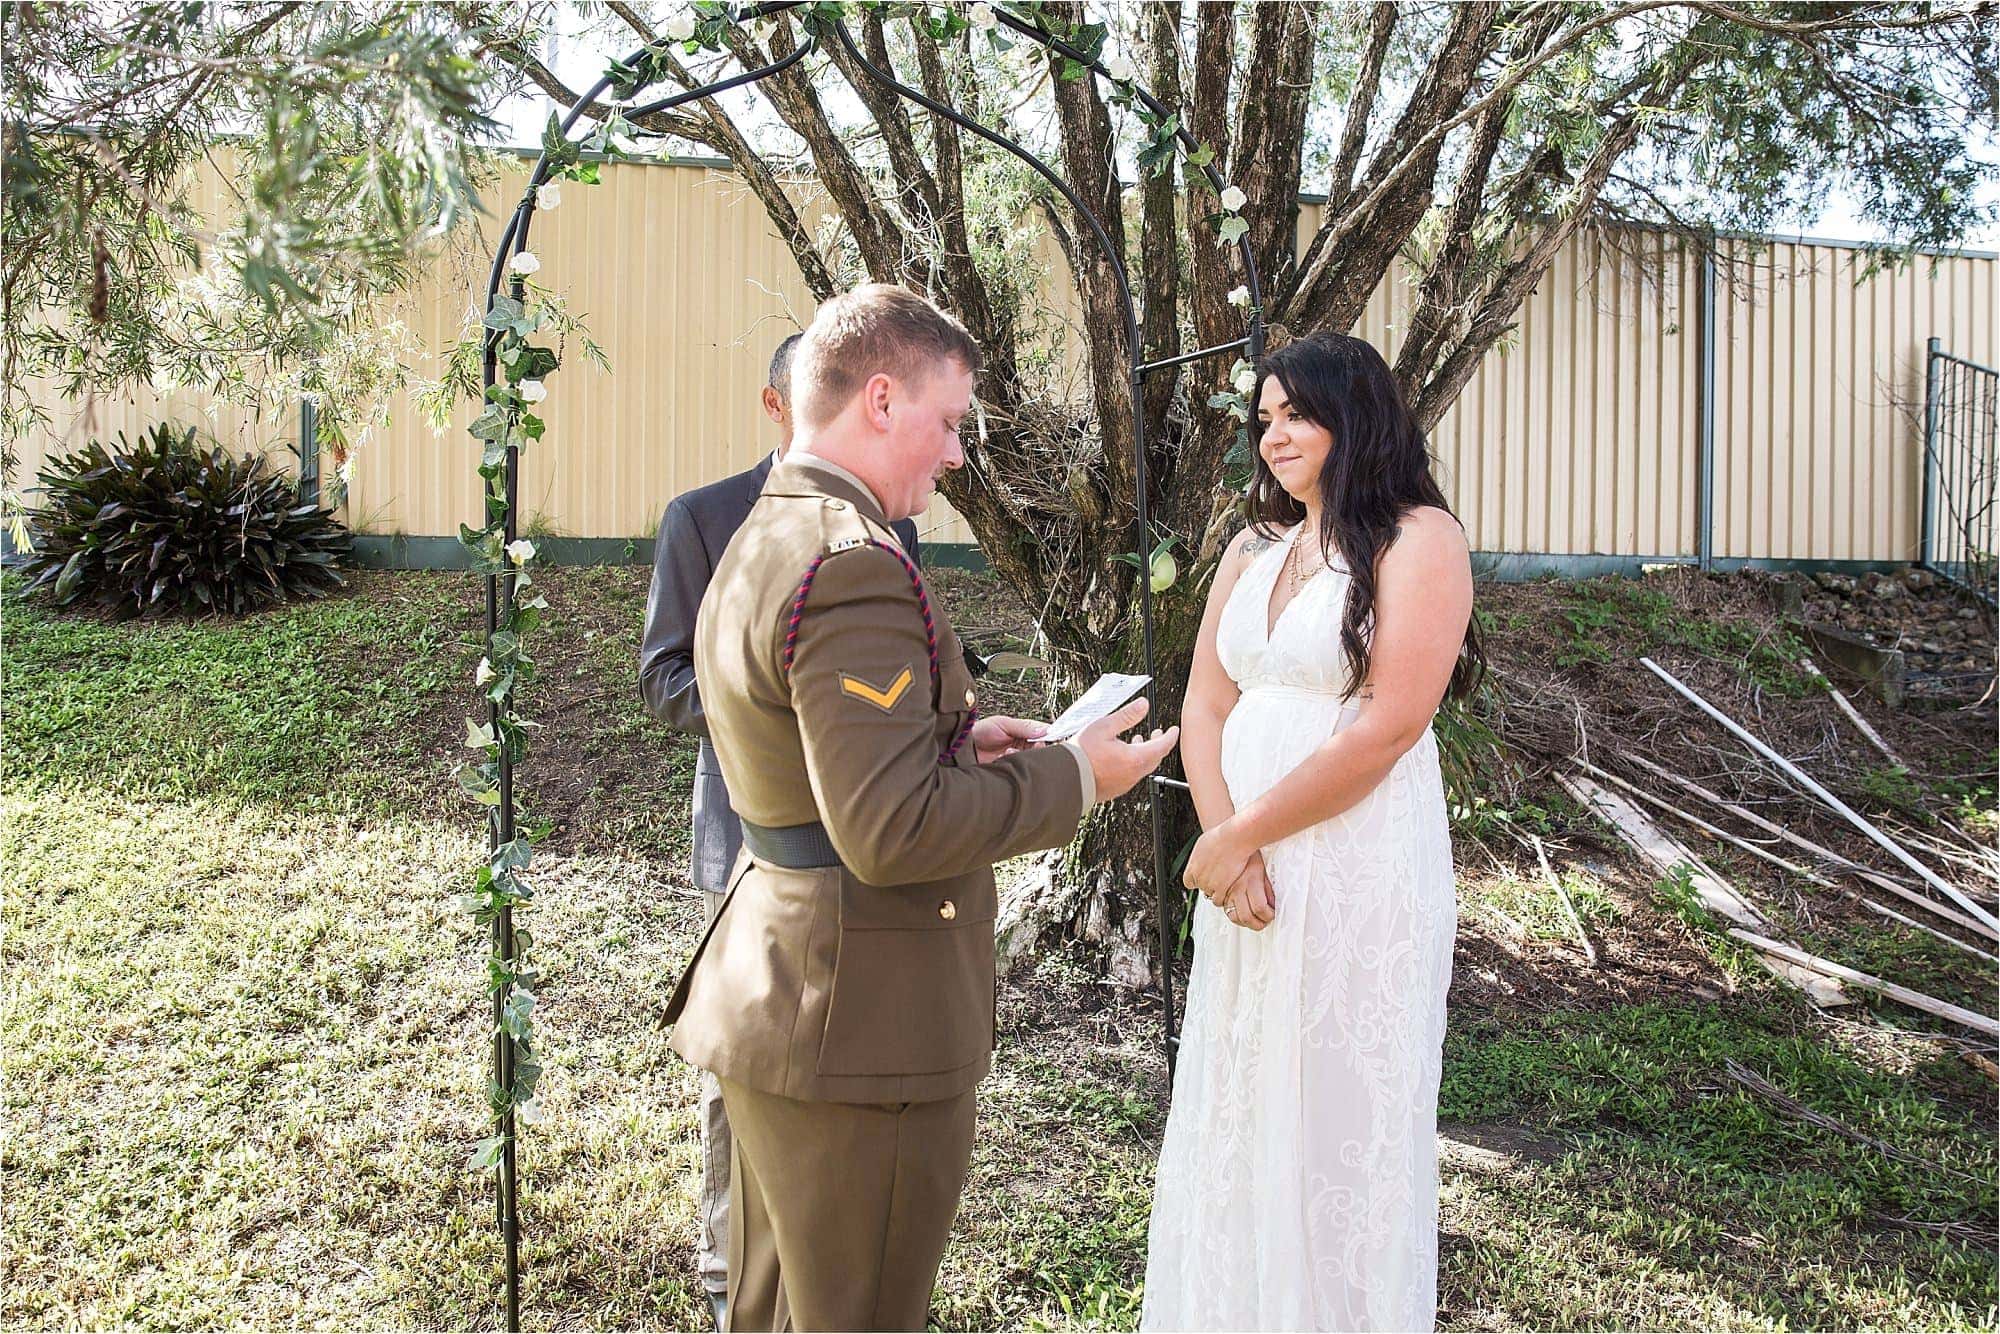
1505, 651, 1999, 1044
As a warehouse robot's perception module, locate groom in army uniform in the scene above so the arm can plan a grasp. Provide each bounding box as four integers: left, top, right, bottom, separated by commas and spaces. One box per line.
663, 284, 1176, 1332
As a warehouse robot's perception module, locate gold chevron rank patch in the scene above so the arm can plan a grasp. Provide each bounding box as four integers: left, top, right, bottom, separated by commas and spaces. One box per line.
840, 665, 914, 712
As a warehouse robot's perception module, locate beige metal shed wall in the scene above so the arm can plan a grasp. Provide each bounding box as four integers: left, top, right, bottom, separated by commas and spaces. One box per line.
12, 157, 981, 546
1332, 220, 1704, 558
345, 159, 983, 546
15, 158, 1996, 563
1710, 238, 1997, 562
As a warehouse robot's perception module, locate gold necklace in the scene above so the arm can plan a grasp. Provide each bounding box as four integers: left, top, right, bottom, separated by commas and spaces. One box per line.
1285, 528, 1325, 597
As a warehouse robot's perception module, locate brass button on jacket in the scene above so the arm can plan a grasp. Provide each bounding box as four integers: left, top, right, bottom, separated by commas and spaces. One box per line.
938, 899, 957, 921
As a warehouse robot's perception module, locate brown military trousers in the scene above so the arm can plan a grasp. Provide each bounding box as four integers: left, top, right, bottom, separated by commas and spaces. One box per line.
719, 1078, 977, 1332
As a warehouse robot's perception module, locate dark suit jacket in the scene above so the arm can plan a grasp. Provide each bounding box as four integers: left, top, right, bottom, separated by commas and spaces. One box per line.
640, 452, 920, 891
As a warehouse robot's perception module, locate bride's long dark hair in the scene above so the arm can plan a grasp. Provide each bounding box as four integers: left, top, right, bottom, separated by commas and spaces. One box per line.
1247, 331, 1485, 702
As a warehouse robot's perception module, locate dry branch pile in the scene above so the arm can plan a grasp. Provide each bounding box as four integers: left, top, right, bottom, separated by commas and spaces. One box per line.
1470, 568, 1997, 1043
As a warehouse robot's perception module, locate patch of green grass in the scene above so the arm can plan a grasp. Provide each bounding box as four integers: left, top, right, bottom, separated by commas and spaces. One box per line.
0, 783, 711, 1329
1936, 755, 1998, 837
1858, 764, 1933, 822
1, 573, 466, 811
8, 567, 1994, 1332
1648, 861, 1758, 978
1440, 1002, 1997, 1330
1471, 866, 1620, 943
1802, 920, 1996, 1019
1556, 578, 1813, 694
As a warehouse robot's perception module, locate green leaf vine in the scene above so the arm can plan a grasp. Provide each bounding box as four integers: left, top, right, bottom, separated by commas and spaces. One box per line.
456, 127, 610, 1179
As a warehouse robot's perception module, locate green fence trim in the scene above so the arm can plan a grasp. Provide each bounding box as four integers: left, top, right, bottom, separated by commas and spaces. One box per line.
350, 536, 1902, 580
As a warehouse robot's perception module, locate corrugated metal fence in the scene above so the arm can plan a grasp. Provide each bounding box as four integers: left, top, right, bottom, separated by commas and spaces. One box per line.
16, 156, 1998, 568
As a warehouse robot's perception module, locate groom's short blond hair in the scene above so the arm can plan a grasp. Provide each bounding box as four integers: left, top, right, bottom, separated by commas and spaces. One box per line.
794, 284, 981, 430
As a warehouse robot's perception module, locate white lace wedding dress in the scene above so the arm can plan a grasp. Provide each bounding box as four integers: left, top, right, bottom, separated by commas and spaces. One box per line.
1141, 525, 1458, 1332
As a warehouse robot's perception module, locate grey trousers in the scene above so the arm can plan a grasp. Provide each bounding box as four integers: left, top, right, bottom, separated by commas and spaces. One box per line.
697, 888, 731, 1295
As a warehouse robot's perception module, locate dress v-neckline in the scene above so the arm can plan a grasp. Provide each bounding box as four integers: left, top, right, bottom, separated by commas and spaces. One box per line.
1262, 524, 1316, 644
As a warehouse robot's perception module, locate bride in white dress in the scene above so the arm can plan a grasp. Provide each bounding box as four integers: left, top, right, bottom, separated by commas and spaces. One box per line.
1141, 333, 1481, 1332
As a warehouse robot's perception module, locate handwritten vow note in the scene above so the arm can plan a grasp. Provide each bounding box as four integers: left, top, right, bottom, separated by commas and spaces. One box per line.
1040, 673, 1153, 742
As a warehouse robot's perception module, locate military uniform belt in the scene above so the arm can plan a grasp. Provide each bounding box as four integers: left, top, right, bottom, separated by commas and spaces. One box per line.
740, 818, 843, 869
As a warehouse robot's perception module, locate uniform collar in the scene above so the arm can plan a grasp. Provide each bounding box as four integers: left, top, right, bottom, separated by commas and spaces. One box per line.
772, 450, 892, 525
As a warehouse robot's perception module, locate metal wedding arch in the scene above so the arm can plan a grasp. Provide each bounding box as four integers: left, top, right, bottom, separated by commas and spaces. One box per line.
477, 3, 1264, 1323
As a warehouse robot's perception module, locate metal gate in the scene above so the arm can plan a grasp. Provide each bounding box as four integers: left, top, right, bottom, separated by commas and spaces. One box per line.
1922, 337, 1999, 603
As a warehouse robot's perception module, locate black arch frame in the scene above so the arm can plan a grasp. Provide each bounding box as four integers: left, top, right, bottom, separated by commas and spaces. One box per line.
478, 5, 1265, 1324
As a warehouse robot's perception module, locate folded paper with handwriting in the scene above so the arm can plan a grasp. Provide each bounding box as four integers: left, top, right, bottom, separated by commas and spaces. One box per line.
1040, 673, 1153, 742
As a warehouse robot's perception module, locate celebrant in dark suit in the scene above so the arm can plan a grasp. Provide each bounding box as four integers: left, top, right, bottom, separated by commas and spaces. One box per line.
638, 332, 918, 1324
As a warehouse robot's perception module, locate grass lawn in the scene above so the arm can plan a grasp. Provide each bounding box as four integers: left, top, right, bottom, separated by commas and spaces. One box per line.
3, 567, 1994, 1330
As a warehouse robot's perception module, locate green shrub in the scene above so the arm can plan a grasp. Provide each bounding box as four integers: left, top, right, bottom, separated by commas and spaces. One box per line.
22, 422, 350, 617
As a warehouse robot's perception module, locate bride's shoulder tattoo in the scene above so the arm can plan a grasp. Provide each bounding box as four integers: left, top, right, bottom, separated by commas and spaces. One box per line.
1240, 534, 1272, 559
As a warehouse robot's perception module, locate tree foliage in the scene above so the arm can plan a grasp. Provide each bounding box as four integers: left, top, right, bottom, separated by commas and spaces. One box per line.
0, 0, 515, 522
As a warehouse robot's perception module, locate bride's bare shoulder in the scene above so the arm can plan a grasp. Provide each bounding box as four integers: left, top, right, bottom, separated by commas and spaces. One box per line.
1228, 524, 1280, 566
1387, 506, 1470, 570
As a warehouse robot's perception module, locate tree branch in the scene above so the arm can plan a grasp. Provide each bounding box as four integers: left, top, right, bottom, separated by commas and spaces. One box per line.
1411, 106, 1653, 429
1286, 1, 1504, 331
822, 12, 946, 231
1138, 0, 1184, 433
721, 15, 907, 281
1231, 1, 1317, 301
1326, 2, 1397, 213
1044, 0, 1136, 512
1184, 0, 1238, 351
1392, 5, 1565, 389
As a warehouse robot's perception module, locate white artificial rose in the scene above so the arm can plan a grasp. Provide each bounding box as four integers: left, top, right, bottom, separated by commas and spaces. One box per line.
518, 379, 548, 404
1234, 367, 1257, 396
476, 657, 496, 686
506, 539, 537, 565
968, 2, 997, 29
665, 11, 697, 41
1219, 184, 1247, 213
1227, 285, 1250, 308
1103, 53, 1134, 81
534, 183, 561, 211
508, 251, 541, 276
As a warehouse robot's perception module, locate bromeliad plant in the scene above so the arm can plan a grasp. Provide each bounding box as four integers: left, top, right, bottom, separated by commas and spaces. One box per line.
23, 421, 350, 618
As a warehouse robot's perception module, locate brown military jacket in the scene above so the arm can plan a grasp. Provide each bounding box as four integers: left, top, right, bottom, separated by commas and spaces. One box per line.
664, 454, 1092, 1104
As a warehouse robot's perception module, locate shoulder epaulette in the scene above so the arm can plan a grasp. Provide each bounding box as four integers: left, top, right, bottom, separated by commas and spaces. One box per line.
782, 537, 940, 691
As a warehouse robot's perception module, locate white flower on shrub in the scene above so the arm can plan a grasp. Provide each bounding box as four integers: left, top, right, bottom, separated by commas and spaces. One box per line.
508, 251, 541, 276
476, 657, 496, 686
665, 11, 697, 41
1227, 285, 1251, 308
535, 183, 561, 211
1234, 366, 1257, 395
968, 2, 997, 29
507, 539, 537, 566
1219, 185, 1246, 213
518, 379, 548, 404
1103, 54, 1134, 81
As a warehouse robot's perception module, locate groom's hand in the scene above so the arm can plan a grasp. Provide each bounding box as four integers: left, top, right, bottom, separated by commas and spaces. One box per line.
970, 714, 1048, 763
1075, 697, 1179, 801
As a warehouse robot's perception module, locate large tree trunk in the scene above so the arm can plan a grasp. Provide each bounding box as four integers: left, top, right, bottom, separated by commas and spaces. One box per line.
1000, 789, 1185, 989
994, 601, 1203, 989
